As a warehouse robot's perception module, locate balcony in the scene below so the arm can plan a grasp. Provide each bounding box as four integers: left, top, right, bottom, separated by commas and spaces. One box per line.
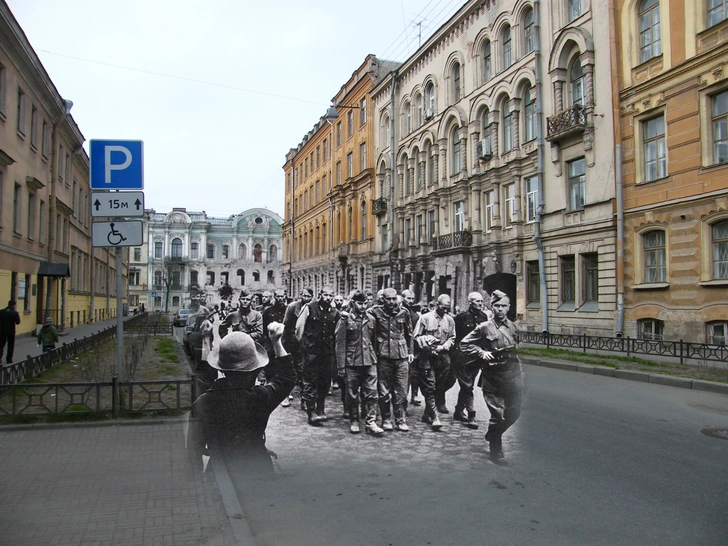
431, 230, 472, 251
165, 256, 188, 264
372, 198, 388, 216
546, 104, 586, 142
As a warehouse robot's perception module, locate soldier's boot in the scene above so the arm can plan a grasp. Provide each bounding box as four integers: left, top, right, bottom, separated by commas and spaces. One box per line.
465, 410, 479, 430
316, 397, 328, 422
307, 402, 324, 426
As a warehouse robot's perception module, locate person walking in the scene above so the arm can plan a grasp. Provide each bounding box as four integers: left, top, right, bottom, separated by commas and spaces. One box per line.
460, 290, 523, 461
400, 289, 422, 406
369, 288, 414, 432
282, 288, 313, 409
335, 290, 384, 436
295, 286, 340, 426
452, 292, 491, 429
263, 289, 290, 406
37, 317, 59, 353
0, 300, 21, 363
413, 294, 456, 430
237, 290, 264, 342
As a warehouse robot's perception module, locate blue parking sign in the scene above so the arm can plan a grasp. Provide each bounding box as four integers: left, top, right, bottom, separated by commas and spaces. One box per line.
90, 140, 144, 189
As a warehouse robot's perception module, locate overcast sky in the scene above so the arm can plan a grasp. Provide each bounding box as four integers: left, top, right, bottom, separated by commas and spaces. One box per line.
7, 0, 464, 218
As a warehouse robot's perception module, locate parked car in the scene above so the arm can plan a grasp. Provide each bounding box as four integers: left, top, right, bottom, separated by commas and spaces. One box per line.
174, 308, 193, 327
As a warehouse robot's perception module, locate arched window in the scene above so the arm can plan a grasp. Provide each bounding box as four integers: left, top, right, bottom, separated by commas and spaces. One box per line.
643, 230, 666, 282
425, 83, 435, 116
502, 25, 512, 69
254, 244, 262, 262
415, 93, 423, 127
171, 238, 182, 258
639, 0, 661, 63
483, 40, 492, 81
524, 9, 535, 54
268, 244, 277, 262
381, 114, 390, 147
238, 243, 247, 259
452, 62, 462, 102
404, 101, 412, 134
361, 201, 367, 239
570, 58, 586, 106
451, 127, 462, 174
524, 89, 536, 142
503, 101, 514, 152
713, 220, 728, 279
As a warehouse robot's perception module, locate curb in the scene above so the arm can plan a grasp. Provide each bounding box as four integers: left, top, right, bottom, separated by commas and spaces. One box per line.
0, 416, 188, 432
520, 356, 728, 395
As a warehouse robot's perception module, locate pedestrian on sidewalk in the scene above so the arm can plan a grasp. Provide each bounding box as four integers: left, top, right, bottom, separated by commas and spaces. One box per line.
0, 300, 21, 363
37, 317, 59, 353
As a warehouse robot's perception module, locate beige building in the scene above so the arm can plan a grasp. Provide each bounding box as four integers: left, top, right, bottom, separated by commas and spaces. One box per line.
0, 2, 125, 334
282, 55, 397, 297
616, 0, 728, 343
371, 0, 618, 335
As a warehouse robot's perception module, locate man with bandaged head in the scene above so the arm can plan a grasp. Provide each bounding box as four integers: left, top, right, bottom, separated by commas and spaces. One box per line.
460, 289, 523, 461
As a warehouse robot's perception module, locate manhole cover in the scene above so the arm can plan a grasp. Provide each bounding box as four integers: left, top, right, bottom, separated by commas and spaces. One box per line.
701, 428, 728, 441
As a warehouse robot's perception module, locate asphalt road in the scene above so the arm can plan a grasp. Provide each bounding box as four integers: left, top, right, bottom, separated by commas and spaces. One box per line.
220, 364, 728, 546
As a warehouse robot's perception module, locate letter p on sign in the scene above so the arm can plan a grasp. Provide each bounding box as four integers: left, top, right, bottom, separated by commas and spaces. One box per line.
89, 139, 144, 190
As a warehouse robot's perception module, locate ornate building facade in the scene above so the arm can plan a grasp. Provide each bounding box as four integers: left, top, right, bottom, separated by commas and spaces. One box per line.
372, 0, 618, 335
616, 0, 728, 343
146, 208, 284, 311
282, 55, 398, 297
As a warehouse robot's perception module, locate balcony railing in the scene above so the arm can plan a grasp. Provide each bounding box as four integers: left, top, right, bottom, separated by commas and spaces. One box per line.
372, 198, 388, 216
165, 256, 188, 263
546, 104, 586, 141
431, 230, 472, 251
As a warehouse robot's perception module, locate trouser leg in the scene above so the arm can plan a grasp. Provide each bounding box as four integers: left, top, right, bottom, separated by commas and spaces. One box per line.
377, 358, 394, 422
392, 359, 409, 424
301, 353, 318, 404
455, 363, 480, 412
345, 367, 362, 421
360, 365, 378, 424
6, 334, 15, 362
483, 373, 524, 438
0, 332, 7, 362
316, 355, 334, 414
432, 353, 452, 408
417, 359, 436, 418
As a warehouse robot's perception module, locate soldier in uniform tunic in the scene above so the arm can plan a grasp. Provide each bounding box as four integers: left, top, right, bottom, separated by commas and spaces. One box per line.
460, 290, 523, 461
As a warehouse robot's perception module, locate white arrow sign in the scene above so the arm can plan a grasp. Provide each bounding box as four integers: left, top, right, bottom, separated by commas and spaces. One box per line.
91, 191, 145, 217
92, 221, 144, 247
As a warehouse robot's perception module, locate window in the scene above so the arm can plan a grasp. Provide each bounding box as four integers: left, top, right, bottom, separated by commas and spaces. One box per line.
525, 89, 536, 142
316, 147, 320, 169
504, 184, 515, 228
404, 101, 411, 133
27, 191, 36, 239
643, 115, 667, 181
568, 158, 586, 211
41, 120, 49, 159
347, 110, 354, 138
360, 98, 367, 126
425, 83, 435, 115
452, 127, 462, 173
644, 230, 666, 282
415, 94, 423, 127
571, 59, 586, 106
483, 41, 492, 81
336, 161, 342, 185
267, 270, 275, 284
171, 238, 183, 258
191, 242, 199, 259
154, 270, 163, 286
129, 269, 140, 286
323, 139, 328, 161
360, 143, 366, 170
253, 270, 261, 282
639, 319, 664, 340
524, 9, 535, 54
404, 218, 411, 247
39, 199, 46, 244
16, 88, 26, 136
712, 90, 728, 164
206, 271, 215, 285
416, 214, 423, 244
254, 244, 262, 262
561, 255, 576, 303
527, 261, 540, 303
709, 0, 728, 27
13, 183, 21, 233
0, 63, 5, 115
428, 210, 436, 240
569, 0, 584, 21
336, 122, 342, 147
58, 145, 65, 181
361, 201, 367, 240
454, 201, 465, 232
452, 62, 461, 102
502, 26, 512, 69
582, 253, 599, 302
223, 244, 230, 259
712, 220, 728, 279
639, 0, 661, 63
347, 153, 353, 178
154, 296, 162, 307
154, 241, 163, 258
132, 248, 140, 262
526, 176, 538, 223
381, 223, 389, 251
707, 321, 727, 345
304, 158, 308, 178
315, 181, 319, 203
503, 101, 514, 152
30, 105, 38, 149
207, 243, 215, 259
322, 174, 327, 193
485, 190, 495, 233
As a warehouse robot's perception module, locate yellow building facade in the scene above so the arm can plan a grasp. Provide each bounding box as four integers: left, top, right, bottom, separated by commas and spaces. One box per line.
617, 0, 728, 342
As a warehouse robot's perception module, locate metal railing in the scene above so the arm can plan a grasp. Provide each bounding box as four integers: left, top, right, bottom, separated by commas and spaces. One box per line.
520, 331, 728, 364
431, 230, 473, 251
372, 198, 388, 216
546, 104, 586, 141
0, 376, 195, 418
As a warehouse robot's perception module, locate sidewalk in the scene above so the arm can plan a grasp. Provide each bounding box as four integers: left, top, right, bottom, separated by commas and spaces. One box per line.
0, 420, 236, 546
11, 316, 141, 364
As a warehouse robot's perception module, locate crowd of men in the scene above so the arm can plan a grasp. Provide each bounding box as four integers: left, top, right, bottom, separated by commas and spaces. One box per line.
192, 285, 523, 463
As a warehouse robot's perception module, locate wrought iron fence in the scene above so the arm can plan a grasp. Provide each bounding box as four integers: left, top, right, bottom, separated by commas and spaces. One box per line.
519, 331, 728, 364
0, 377, 196, 418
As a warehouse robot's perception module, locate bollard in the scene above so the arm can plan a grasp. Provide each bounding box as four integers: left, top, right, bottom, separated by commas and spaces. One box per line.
112, 376, 118, 419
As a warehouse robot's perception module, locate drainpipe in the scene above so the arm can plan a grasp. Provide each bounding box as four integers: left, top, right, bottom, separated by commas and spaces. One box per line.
389, 70, 398, 288
534, 0, 548, 333
288, 154, 295, 297
608, 0, 625, 336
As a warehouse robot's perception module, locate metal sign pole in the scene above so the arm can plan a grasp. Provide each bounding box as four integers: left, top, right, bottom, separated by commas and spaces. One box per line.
116, 246, 124, 384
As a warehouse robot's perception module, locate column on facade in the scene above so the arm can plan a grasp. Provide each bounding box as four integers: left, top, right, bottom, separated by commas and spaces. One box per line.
489, 111, 499, 158
510, 98, 521, 150
417, 151, 426, 192
553, 72, 565, 112
432, 144, 440, 187
492, 181, 501, 224
397, 160, 405, 201
407, 157, 415, 196
469, 120, 480, 173
584, 58, 595, 107
438, 138, 448, 185
458, 126, 469, 176
471, 183, 482, 232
